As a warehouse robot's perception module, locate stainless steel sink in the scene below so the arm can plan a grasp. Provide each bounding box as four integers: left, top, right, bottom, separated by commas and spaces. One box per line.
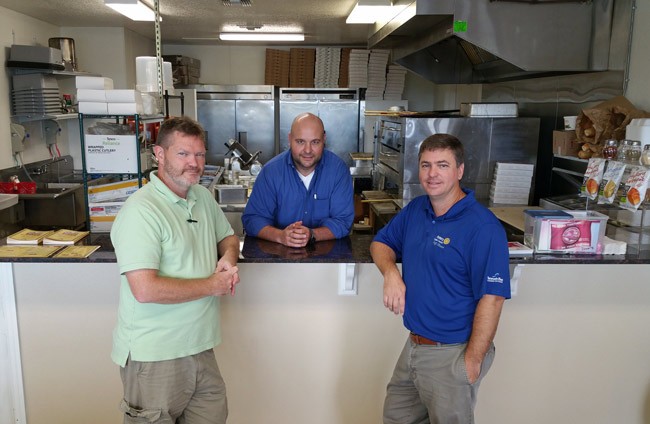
18, 183, 86, 227
19, 183, 82, 200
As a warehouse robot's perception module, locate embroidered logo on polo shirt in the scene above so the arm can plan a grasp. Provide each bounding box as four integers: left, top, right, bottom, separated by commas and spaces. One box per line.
487, 273, 504, 284
433, 235, 450, 249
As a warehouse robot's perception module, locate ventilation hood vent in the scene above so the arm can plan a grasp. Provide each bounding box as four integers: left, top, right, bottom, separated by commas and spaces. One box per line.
368, 0, 622, 84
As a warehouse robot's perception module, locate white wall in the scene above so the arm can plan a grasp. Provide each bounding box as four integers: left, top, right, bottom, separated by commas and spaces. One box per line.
163, 44, 268, 85
0, 6, 61, 169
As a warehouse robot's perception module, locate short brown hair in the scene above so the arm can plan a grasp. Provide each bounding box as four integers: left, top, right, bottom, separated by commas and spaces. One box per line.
418, 134, 464, 166
156, 116, 206, 149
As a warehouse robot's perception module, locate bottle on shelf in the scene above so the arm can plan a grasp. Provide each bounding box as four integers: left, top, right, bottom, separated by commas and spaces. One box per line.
641, 144, 650, 166
628, 140, 642, 164
602, 139, 618, 160
616, 139, 630, 162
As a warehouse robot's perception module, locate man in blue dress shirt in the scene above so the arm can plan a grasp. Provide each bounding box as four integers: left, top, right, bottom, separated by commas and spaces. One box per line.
243, 113, 354, 247
371, 133, 511, 424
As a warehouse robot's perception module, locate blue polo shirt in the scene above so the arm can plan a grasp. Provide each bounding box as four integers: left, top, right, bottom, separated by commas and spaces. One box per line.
243, 150, 354, 238
374, 190, 510, 344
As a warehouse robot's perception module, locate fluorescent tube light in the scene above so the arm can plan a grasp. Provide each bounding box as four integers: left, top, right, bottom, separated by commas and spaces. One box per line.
346, 0, 393, 24
219, 33, 304, 41
105, 0, 159, 22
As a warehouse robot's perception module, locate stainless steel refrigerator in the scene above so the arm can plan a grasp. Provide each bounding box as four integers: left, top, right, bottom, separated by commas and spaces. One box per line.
194, 85, 277, 165
279, 88, 360, 166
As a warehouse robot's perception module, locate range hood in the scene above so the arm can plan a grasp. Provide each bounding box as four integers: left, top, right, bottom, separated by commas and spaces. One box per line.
368, 0, 621, 84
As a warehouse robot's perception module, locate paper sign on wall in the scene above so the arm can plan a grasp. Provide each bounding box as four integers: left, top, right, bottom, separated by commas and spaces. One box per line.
84, 134, 138, 173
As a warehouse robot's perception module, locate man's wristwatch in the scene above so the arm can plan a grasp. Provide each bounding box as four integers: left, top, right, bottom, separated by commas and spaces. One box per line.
308, 228, 316, 246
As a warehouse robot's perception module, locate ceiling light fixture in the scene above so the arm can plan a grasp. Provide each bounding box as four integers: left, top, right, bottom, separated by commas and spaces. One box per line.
104, 0, 160, 22
222, 0, 252, 6
219, 33, 305, 41
346, 0, 393, 24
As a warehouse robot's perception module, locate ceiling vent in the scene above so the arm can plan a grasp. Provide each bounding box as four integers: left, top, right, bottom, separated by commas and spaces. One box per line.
368, 0, 630, 83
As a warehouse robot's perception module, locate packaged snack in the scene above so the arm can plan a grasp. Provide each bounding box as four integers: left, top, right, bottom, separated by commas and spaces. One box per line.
579, 158, 606, 200
597, 160, 627, 204
549, 220, 593, 251
618, 166, 650, 211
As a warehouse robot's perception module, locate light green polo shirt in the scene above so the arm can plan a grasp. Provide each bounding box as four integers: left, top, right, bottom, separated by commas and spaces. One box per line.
110, 171, 234, 366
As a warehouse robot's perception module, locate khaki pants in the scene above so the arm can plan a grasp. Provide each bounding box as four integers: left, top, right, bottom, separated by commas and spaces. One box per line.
383, 339, 495, 424
120, 349, 227, 424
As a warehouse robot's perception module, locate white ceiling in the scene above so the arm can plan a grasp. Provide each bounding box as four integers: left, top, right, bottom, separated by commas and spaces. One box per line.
0, 0, 374, 46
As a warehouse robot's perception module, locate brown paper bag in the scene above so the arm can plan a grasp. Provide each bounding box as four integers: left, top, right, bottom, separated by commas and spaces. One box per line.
576, 96, 650, 147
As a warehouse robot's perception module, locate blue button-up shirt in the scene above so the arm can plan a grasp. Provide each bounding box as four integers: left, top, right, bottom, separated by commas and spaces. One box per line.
242, 150, 354, 238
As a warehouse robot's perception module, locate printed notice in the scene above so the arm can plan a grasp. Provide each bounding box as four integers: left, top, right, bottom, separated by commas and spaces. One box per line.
85, 134, 138, 173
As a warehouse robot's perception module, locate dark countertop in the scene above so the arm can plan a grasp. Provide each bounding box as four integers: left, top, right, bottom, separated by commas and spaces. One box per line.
0, 234, 375, 264
1, 233, 650, 264
240, 235, 374, 263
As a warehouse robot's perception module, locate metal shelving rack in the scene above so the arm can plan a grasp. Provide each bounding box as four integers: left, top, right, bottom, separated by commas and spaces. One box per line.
78, 113, 163, 231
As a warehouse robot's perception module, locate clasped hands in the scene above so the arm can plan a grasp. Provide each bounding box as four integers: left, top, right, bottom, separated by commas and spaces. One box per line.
213, 257, 240, 296
280, 221, 311, 248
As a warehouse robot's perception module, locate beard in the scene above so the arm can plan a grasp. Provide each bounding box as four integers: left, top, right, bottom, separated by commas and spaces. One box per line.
162, 161, 202, 189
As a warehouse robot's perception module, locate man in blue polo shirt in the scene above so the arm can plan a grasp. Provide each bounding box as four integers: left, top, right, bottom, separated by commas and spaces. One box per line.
242, 112, 354, 247
371, 133, 510, 424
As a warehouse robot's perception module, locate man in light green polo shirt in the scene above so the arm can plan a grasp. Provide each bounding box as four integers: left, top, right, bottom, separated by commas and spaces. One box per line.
110, 116, 240, 424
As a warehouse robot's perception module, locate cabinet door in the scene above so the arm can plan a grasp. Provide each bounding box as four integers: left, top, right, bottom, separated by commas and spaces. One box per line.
279, 101, 318, 152
318, 100, 359, 167
197, 99, 236, 165
235, 100, 276, 164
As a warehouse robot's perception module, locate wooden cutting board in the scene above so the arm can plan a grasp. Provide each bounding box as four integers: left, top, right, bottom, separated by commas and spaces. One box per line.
489, 206, 541, 232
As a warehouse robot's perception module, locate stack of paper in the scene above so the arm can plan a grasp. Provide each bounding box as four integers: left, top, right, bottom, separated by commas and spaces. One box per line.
348, 49, 370, 88
43, 229, 90, 245
366, 50, 390, 100
490, 162, 535, 205
6, 228, 55, 245
314, 47, 341, 88
0, 245, 63, 258
384, 64, 408, 100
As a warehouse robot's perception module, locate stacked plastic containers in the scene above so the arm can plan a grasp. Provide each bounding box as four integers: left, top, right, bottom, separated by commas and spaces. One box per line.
135, 56, 174, 115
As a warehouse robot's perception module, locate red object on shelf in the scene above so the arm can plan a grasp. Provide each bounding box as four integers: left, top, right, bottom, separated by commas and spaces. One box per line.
0, 182, 37, 194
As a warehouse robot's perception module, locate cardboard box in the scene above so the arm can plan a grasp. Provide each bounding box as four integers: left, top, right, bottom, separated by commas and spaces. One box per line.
107, 102, 143, 115
85, 135, 139, 173
553, 130, 580, 156
78, 101, 108, 114
174, 75, 200, 85
172, 65, 200, 78
265, 49, 290, 87
87, 179, 146, 202
162, 55, 201, 68
75, 76, 114, 90
88, 201, 126, 232
76, 89, 107, 102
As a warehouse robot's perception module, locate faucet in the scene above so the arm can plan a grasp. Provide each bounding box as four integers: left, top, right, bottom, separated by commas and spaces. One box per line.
29, 164, 48, 175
